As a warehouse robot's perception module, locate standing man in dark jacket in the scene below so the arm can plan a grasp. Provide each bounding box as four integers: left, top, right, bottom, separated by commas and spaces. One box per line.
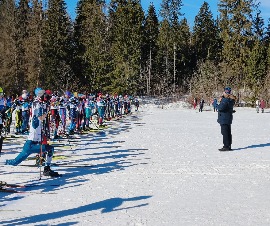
217, 86, 236, 151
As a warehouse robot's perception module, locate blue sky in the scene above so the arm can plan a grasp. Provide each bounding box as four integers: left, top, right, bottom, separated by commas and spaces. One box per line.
66, 0, 270, 28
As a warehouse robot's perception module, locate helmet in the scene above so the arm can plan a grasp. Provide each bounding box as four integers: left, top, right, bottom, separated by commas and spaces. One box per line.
34, 87, 42, 96
0, 87, 3, 93
65, 91, 71, 97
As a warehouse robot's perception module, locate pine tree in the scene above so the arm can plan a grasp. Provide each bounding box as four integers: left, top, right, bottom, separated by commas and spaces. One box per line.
74, 0, 109, 92
177, 18, 192, 89
158, 0, 183, 94
108, 0, 144, 94
142, 3, 159, 95
193, 2, 221, 63
14, 0, 31, 93
0, 0, 17, 95
245, 10, 267, 97
25, 0, 43, 91
41, 0, 74, 91
218, 0, 255, 87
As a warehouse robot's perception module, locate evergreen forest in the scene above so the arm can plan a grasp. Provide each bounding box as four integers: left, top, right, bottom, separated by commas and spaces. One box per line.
1, 0, 270, 103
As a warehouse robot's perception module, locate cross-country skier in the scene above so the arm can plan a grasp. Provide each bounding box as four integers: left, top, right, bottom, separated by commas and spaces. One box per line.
0, 87, 7, 155
96, 94, 106, 125
68, 95, 78, 135
134, 97, 139, 111
21, 90, 30, 134
13, 96, 23, 134
255, 99, 260, 113
199, 98, 205, 112
5, 88, 60, 177
260, 99, 266, 113
50, 94, 61, 139
58, 95, 68, 136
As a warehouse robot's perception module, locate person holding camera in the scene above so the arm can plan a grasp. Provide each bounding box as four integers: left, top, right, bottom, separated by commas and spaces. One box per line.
217, 86, 236, 151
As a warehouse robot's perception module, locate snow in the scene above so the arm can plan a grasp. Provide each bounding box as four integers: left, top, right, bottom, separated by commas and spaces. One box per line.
1, 100, 270, 226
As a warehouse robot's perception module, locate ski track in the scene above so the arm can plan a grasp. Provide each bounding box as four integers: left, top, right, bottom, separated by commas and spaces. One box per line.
1, 103, 270, 225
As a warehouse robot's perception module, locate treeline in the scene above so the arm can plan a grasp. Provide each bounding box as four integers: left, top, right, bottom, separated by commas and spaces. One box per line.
1, 0, 270, 102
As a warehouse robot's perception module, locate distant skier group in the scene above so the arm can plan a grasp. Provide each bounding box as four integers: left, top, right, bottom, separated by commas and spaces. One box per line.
255, 98, 266, 113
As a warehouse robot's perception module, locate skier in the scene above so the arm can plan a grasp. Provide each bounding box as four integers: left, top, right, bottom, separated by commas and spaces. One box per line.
21, 90, 30, 134
97, 94, 106, 126
217, 86, 236, 151
255, 99, 260, 113
58, 95, 68, 136
5, 88, 60, 177
193, 97, 197, 109
260, 99, 266, 113
76, 96, 85, 133
212, 98, 218, 112
67, 95, 78, 135
134, 97, 139, 111
123, 95, 129, 114
84, 94, 95, 130
4, 96, 13, 134
199, 98, 205, 112
13, 96, 23, 134
50, 94, 60, 139
0, 87, 7, 155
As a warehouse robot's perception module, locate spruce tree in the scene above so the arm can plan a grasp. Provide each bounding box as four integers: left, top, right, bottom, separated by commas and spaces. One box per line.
158, 0, 183, 94
218, 0, 255, 87
245, 10, 267, 97
74, 0, 109, 92
193, 2, 221, 63
41, 0, 74, 91
142, 3, 159, 95
0, 0, 17, 95
108, 0, 144, 94
15, 0, 31, 93
26, 0, 43, 92
177, 18, 192, 89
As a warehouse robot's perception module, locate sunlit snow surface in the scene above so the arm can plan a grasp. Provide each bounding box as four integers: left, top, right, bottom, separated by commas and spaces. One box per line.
1, 98, 270, 226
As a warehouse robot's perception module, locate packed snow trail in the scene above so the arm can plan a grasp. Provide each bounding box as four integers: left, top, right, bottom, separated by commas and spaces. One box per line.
1, 103, 270, 225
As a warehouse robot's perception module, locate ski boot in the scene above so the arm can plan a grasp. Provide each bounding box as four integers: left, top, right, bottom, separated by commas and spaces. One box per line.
43, 166, 61, 177
0, 181, 7, 188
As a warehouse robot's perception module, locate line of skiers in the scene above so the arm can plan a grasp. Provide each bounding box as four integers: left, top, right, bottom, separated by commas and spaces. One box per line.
0, 87, 140, 176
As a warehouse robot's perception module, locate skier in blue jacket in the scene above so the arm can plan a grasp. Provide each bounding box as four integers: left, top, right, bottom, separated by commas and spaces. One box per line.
6, 88, 60, 177
217, 86, 236, 151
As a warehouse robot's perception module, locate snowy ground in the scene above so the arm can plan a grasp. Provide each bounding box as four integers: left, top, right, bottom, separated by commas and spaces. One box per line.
1, 100, 270, 226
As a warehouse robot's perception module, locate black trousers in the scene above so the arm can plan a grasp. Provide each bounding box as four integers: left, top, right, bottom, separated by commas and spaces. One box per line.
220, 124, 232, 148
0, 124, 3, 153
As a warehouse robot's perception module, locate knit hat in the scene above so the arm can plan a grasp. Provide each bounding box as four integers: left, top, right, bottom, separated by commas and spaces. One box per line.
22, 93, 28, 100
224, 86, 231, 94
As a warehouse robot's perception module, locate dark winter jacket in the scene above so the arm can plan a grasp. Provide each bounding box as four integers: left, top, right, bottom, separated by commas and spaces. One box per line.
217, 94, 236, 125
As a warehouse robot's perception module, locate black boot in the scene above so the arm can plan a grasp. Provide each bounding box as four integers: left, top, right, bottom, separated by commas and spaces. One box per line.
219, 147, 232, 151
43, 166, 61, 177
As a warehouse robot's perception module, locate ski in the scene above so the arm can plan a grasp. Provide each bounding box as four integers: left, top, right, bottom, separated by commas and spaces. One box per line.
0, 188, 58, 194
0, 188, 21, 193
20, 163, 93, 168
51, 163, 93, 167
0, 181, 25, 188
